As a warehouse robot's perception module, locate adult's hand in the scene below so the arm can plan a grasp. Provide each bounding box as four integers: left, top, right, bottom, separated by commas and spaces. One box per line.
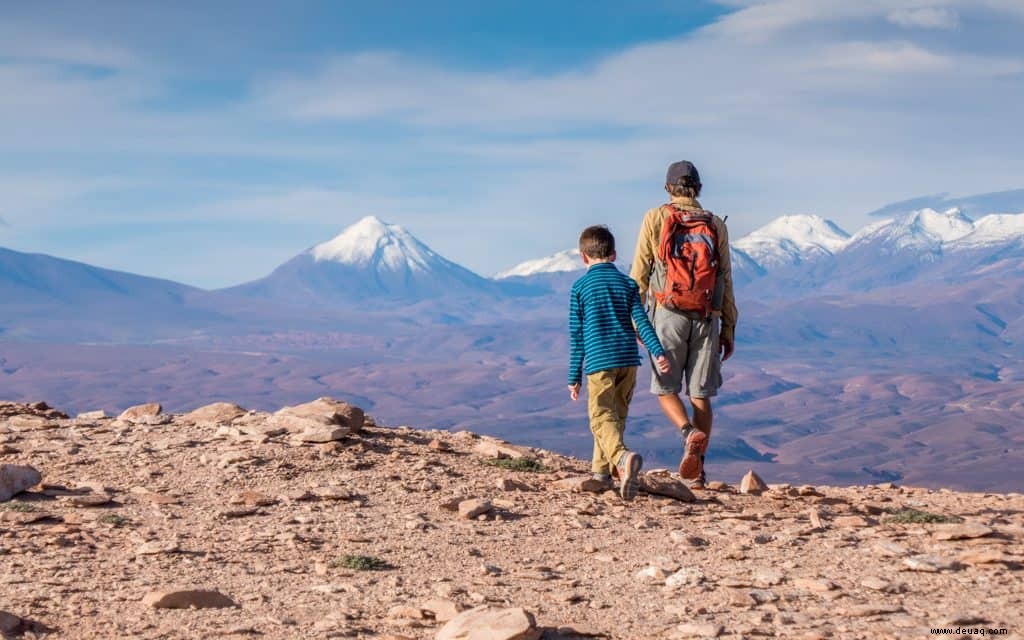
720, 337, 734, 362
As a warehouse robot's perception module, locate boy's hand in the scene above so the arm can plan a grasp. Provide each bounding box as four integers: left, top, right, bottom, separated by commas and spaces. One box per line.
568, 384, 581, 401
654, 355, 671, 373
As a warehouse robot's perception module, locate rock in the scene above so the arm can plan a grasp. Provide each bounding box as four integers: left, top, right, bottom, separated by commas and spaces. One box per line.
958, 550, 1008, 565
740, 470, 768, 495
275, 398, 364, 433
389, 605, 428, 620
183, 402, 247, 425
68, 492, 112, 507
635, 565, 671, 584
473, 439, 535, 460
288, 425, 350, 443
665, 567, 705, 588
136, 540, 181, 556
932, 523, 993, 541
903, 554, 958, 572
429, 439, 452, 452
552, 477, 607, 493
797, 485, 822, 496
421, 598, 465, 623
435, 606, 541, 640
229, 491, 277, 507
674, 622, 723, 637
117, 403, 162, 423
639, 471, 696, 502
0, 464, 42, 502
142, 589, 236, 609
840, 604, 903, 617
706, 481, 731, 491
496, 478, 532, 492
311, 486, 354, 501
458, 499, 493, 520
833, 515, 874, 528
76, 410, 107, 420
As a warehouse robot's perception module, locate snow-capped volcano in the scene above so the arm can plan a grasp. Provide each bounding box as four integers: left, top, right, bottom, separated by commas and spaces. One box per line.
495, 249, 583, 279
848, 207, 974, 253
734, 215, 850, 270
949, 212, 1024, 249
227, 216, 496, 306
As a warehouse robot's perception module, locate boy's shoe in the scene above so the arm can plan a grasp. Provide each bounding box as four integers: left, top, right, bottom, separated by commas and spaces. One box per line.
616, 451, 643, 501
679, 426, 708, 481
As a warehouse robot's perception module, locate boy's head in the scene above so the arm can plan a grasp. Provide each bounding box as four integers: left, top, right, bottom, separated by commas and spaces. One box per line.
664, 160, 702, 199
579, 225, 616, 264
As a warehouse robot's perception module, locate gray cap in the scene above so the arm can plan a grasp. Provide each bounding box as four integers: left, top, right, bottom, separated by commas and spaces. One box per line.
666, 161, 700, 186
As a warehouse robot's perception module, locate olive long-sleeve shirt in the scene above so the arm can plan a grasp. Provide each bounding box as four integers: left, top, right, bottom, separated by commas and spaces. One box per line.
629, 195, 738, 344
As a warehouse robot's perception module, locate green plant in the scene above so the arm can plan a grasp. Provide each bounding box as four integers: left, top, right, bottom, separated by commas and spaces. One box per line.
484, 458, 546, 473
331, 554, 389, 571
883, 507, 962, 524
98, 514, 131, 527
1, 502, 37, 512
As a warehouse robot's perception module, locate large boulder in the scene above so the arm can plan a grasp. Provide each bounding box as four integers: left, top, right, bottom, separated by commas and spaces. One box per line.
435, 606, 541, 640
273, 398, 364, 434
1, 464, 42, 502
183, 402, 247, 425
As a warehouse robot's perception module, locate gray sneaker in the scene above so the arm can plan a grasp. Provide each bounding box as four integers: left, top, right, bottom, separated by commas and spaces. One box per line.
616, 452, 643, 501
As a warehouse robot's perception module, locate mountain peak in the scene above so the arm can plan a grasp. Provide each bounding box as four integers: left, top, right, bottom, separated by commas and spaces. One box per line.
734, 214, 850, 270
309, 216, 433, 271
495, 248, 583, 279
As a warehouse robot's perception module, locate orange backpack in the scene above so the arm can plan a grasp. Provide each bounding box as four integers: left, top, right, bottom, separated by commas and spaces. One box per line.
654, 204, 719, 317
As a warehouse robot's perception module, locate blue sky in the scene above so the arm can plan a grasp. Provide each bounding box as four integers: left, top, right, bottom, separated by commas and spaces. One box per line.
1, 0, 1023, 288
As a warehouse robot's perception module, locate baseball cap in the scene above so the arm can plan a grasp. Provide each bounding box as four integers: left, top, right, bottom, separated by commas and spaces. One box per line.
666, 161, 701, 186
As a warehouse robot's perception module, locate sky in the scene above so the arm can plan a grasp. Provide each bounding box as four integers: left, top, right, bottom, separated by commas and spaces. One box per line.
1, 0, 1023, 288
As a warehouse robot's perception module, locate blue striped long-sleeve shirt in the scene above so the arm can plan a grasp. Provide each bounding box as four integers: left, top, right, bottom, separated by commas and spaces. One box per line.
568, 262, 665, 385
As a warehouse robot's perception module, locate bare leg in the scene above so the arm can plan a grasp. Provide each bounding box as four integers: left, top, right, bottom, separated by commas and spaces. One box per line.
657, 393, 691, 430
690, 397, 713, 438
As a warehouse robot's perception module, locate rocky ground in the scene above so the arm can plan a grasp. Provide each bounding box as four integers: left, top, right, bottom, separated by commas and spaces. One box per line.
1, 399, 1022, 640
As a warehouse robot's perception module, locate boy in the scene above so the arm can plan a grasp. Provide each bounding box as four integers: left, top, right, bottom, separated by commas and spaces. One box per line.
568, 225, 671, 501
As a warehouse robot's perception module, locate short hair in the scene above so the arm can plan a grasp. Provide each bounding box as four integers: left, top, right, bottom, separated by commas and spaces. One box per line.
579, 225, 615, 260
667, 176, 702, 198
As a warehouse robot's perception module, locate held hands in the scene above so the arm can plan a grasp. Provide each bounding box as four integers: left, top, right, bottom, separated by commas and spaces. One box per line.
654, 355, 671, 373
568, 384, 581, 401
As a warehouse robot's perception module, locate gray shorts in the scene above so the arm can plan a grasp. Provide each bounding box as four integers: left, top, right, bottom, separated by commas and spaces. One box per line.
650, 305, 723, 398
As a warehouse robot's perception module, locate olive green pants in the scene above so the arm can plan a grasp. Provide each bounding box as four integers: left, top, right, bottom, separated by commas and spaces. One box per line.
587, 366, 638, 475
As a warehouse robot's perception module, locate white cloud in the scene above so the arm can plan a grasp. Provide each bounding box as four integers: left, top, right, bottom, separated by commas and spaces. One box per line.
812, 41, 952, 73
887, 7, 960, 29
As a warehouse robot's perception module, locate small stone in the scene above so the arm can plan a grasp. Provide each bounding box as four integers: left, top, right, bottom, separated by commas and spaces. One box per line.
706, 481, 731, 492
740, 470, 768, 495
136, 540, 180, 556
873, 541, 909, 557
675, 622, 724, 637
903, 555, 958, 572
117, 403, 162, 422
458, 499, 493, 520
229, 491, 277, 507
473, 439, 535, 460
291, 426, 349, 443
496, 478, 532, 492
932, 523, 993, 541
69, 492, 112, 507
958, 550, 1008, 565
833, 515, 873, 528
553, 476, 607, 493
421, 598, 464, 623
311, 486, 353, 501
0, 464, 42, 502
183, 402, 247, 425
840, 604, 903, 617
860, 577, 902, 593
429, 439, 452, 452
639, 471, 696, 502
76, 410, 107, 420
798, 485, 822, 496
143, 589, 236, 609
665, 567, 705, 589
388, 605, 427, 620
793, 578, 837, 592
636, 565, 671, 584
435, 606, 541, 640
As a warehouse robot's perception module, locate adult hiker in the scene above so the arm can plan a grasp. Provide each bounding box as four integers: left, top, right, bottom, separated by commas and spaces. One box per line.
630, 160, 738, 489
